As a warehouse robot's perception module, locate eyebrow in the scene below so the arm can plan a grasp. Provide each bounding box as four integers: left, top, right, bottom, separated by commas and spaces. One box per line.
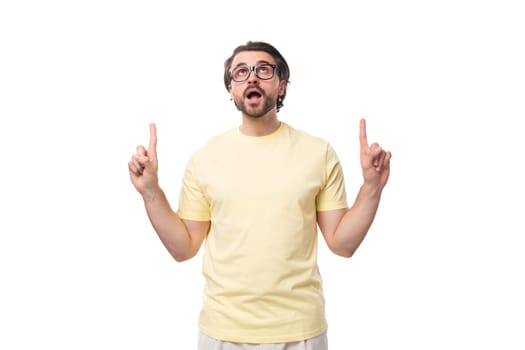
231, 60, 274, 70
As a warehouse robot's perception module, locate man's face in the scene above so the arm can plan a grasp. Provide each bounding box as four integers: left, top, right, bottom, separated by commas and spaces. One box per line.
228, 51, 286, 118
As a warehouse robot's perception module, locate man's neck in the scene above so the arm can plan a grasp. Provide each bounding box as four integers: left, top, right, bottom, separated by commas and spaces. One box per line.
240, 114, 281, 137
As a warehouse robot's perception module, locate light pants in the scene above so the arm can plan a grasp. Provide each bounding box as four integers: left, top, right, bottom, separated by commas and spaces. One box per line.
198, 331, 328, 350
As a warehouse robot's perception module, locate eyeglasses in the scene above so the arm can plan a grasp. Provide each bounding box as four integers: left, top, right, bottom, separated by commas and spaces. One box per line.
230, 63, 277, 82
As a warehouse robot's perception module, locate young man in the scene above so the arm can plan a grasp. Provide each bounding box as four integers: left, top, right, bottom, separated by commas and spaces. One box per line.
128, 41, 391, 349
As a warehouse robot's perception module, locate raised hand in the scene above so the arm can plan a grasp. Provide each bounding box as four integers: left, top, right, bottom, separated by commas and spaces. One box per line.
359, 119, 391, 190
128, 123, 159, 198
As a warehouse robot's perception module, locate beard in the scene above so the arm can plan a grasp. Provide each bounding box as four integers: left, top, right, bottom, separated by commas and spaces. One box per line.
234, 93, 277, 118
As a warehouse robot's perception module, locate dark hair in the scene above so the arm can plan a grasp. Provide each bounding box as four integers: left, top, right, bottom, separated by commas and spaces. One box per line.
224, 41, 290, 112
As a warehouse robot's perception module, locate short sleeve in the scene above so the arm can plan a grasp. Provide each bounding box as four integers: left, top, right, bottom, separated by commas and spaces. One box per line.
316, 143, 348, 211
177, 156, 211, 221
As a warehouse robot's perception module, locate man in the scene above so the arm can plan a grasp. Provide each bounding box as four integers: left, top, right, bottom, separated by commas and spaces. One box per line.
128, 41, 391, 349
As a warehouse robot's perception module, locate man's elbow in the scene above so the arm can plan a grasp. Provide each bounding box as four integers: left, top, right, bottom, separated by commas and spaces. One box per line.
340, 251, 354, 259
330, 245, 355, 259
173, 255, 188, 263
338, 250, 355, 259
171, 249, 197, 263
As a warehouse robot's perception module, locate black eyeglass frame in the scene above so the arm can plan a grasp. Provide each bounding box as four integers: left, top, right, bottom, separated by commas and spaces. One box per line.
229, 64, 277, 82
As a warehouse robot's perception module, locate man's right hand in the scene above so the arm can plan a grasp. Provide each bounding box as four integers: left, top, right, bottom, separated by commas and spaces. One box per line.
128, 123, 160, 201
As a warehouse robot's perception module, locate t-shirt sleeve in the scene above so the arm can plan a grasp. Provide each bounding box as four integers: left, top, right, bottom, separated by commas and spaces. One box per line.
316, 143, 348, 211
177, 156, 211, 221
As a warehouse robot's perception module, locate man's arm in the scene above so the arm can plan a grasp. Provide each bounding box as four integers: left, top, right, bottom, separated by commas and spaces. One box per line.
318, 119, 391, 258
128, 123, 209, 262
143, 188, 209, 262
318, 184, 381, 258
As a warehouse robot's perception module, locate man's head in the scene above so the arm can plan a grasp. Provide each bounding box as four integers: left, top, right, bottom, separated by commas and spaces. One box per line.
224, 41, 290, 114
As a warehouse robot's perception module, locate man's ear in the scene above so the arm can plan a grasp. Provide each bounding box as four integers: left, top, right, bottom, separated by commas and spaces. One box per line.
279, 80, 287, 95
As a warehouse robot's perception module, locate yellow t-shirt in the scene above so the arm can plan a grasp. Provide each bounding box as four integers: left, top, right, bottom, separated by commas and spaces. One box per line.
177, 122, 347, 343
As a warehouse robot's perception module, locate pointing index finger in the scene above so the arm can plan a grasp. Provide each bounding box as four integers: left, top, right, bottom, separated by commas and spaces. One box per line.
148, 123, 157, 157
359, 118, 368, 151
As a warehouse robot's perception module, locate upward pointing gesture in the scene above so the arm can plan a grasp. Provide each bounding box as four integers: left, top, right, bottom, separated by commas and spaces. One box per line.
128, 123, 160, 198
359, 119, 391, 190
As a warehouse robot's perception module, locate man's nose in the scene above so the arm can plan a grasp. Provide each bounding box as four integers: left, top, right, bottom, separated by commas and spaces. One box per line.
247, 67, 259, 83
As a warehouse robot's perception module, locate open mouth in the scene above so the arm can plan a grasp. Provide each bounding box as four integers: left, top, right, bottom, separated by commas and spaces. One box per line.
245, 89, 263, 100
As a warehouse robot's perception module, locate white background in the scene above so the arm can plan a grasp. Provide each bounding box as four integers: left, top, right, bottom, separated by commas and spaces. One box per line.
1, 0, 524, 349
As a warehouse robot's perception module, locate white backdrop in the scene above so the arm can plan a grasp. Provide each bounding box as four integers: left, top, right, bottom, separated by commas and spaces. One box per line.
1, 0, 524, 349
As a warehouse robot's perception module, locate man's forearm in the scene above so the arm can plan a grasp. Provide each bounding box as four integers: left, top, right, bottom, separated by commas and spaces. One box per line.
142, 188, 193, 262
333, 184, 383, 257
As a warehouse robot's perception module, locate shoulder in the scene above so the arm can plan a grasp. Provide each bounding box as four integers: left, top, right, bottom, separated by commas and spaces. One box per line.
283, 122, 331, 149
185, 127, 237, 166
283, 123, 343, 166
